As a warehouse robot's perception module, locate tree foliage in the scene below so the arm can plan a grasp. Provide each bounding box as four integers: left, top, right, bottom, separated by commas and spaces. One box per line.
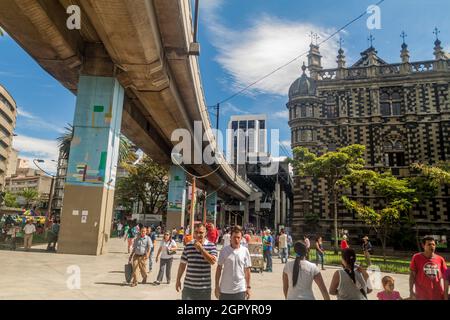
20, 188, 39, 209
342, 172, 417, 261
115, 156, 168, 215
291, 144, 367, 252
4, 191, 18, 208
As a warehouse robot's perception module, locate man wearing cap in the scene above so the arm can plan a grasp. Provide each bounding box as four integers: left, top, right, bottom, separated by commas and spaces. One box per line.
362, 236, 373, 266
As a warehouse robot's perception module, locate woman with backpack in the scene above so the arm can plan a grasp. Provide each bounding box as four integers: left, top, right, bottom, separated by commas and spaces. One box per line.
329, 248, 372, 300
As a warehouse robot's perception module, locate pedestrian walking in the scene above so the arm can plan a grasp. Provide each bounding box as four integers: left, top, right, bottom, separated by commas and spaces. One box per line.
117, 221, 123, 239
176, 223, 217, 300
329, 248, 371, 300
222, 228, 231, 248
444, 267, 450, 300
282, 241, 330, 300
215, 225, 251, 300
146, 226, 157, 272
340, 234, 349, 250
377, 276, 402, 300
177, 227, 185, 243
315, 236, 325, 270
409, 236, 447, 300
303, 235, 310, 260
128, 227, 152, 287
23, 219, 36, 251
287, 232, 293, 258
362, 236, 373, 266
262, 230, 273, 272
154, 232, 177, 285
206, 223, 219, 244
278, 229, 288, 264
46, 219, 60, 251
126, 223, 138, 254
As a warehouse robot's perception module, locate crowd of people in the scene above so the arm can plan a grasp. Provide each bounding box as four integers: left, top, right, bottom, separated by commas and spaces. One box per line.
121, 220, 450, 301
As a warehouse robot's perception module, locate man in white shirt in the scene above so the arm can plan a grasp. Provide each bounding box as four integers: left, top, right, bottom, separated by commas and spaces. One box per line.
222, 228, 231, 248
23, 220, 36, 251
215, 225, 251, 300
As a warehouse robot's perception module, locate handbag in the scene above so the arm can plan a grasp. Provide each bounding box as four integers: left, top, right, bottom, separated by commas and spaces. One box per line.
167, 248, 177, 255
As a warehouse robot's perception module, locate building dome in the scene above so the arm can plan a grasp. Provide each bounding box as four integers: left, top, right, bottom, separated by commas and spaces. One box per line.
288, 63, 316, 99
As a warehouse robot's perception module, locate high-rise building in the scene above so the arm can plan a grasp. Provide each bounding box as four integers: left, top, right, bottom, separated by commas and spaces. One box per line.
0, 84, 17, 189
287, 33, 450, 242
227, 114, 267, 178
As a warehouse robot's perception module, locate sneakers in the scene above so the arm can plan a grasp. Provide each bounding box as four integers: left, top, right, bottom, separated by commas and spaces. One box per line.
130, 283, 137, 287
153, 281, 161, 285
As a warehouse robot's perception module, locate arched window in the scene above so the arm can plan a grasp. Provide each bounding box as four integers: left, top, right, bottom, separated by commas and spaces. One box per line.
384, 139, 405, 167
380, 88, 403, 116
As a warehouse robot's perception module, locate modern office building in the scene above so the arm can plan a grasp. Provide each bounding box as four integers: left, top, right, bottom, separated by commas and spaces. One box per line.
227, 114, 267, 179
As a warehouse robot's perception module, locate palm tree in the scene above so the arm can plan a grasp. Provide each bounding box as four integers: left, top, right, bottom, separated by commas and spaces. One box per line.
20, 188, 39, 209
57, 124, 137, 164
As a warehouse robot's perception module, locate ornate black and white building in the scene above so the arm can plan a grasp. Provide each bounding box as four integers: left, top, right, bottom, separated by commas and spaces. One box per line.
287, 33, 450, 242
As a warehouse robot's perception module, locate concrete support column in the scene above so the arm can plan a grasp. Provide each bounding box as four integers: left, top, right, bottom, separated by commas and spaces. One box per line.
243, 201, 249, 227
206, 190, 218, 224
166, 166, 187, 232
58, 76, 124, 255
281, 190, 287, 227
274, 180, 281, 231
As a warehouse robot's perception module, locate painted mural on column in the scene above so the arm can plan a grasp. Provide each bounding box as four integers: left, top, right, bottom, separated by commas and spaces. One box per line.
66, 76, 124, 190
206, 191, 217, 223
167, 166, 187, 211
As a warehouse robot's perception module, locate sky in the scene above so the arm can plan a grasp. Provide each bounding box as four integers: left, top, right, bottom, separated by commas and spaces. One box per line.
0, 0, 449, 173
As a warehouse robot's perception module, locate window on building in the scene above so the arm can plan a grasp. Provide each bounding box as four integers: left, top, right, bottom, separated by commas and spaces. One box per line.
231, 121, 238, 131
380, 88, 403, 116
239, 121, 247, 130
248, 120, 255, 129
300, 129, 313, 142
384, 140, 406, 167
259, 120, 265, 130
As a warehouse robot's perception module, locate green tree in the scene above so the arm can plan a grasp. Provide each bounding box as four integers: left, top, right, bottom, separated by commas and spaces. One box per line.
4, 191, 18, 208
342, 172, 417, 262
115, 156, 168, 216
20, 188, 39, 209
291, 144, 367, 253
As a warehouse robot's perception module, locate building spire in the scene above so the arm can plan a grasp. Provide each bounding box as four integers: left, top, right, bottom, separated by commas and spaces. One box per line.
307, 33, 322, 80
337, 37, 346, 68
433, 27, 445, 60
400, 31, 410, 64
367, 34, 375, 49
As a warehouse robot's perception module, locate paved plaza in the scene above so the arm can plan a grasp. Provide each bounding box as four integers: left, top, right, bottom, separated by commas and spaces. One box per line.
0, 238, 410, 300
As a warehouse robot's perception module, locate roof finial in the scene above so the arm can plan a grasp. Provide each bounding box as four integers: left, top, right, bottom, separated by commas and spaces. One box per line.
433, 27, 440, 41
338, 37, 344, 50
314, 33, 320, 46
367, 34, 375, 48
400, 31, 407, 45
301, 62, 307, 74
308, 31, 314, 44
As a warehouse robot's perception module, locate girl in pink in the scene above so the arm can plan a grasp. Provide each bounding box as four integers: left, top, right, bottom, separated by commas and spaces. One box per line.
377, 276, 402, 300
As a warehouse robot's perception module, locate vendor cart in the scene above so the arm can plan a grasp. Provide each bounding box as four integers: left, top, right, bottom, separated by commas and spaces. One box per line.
248, 236, 264, 273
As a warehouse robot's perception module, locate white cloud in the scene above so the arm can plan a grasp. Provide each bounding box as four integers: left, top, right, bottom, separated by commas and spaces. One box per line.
201, 5, 341, 96
221, 102, 249, 115
13, 135, 59, 174
273, 110, 289, 119
17, 107, 66, 134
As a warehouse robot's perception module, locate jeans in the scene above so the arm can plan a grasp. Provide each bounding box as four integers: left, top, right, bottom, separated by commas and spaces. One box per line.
264, 249, 272, 271
156, 258, 173, 283
316, 252, 324, 269
279, 247, 288, 263
219, 292, 246, 300
182, 287, 211, 300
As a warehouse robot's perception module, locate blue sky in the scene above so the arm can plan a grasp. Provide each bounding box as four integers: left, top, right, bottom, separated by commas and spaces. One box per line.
0, 0, 449, 171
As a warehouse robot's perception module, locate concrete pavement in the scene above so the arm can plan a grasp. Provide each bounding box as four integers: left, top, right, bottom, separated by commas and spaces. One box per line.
0, 237, 410, 300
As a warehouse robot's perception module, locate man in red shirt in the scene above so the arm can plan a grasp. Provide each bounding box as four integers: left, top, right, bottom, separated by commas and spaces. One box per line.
410, 236, 448, 300
207, 223, 219, 244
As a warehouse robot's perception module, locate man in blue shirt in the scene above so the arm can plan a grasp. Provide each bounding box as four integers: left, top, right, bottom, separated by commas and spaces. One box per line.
129, 227, 152, 287
262, 230, 273, 272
